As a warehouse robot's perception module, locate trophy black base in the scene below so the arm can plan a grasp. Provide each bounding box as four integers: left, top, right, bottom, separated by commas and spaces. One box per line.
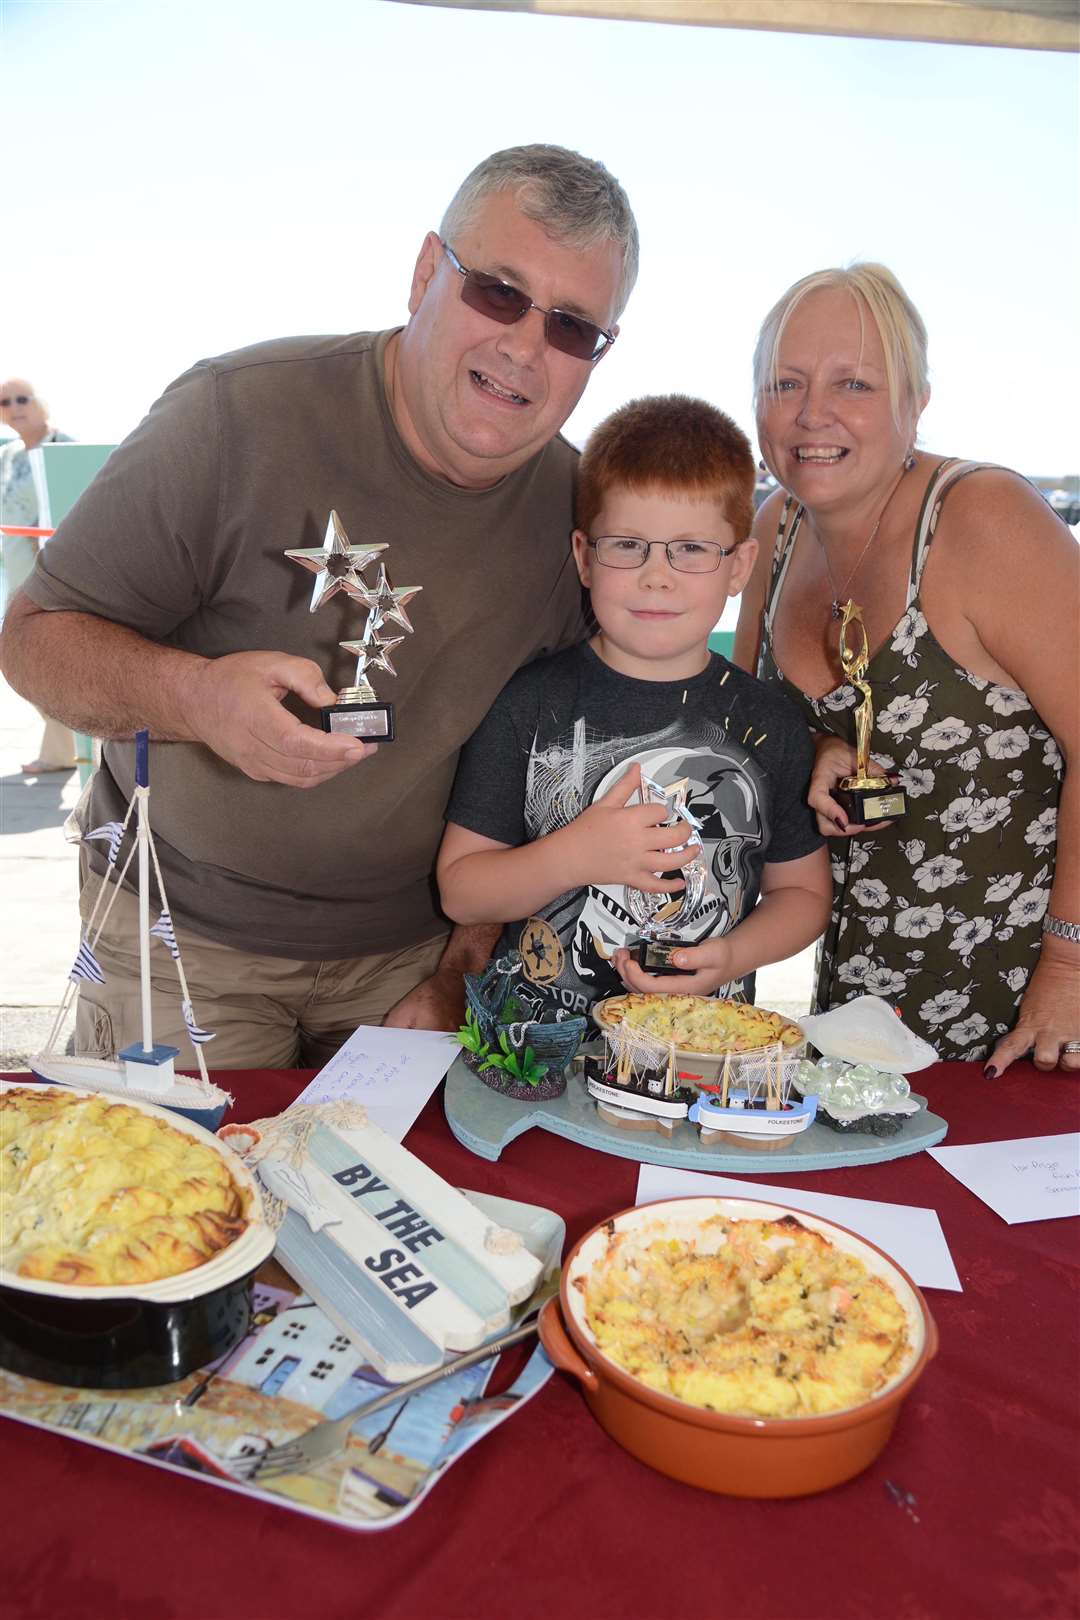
633, 937, 693, 976
835, 779, 906, 824
320, 701, 395, 741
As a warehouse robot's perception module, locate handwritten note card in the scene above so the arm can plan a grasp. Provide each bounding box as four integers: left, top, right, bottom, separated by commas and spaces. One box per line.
928, 1133, 1080, 1225
294, 1025, 458, 1142
635, 1164, 961, 1291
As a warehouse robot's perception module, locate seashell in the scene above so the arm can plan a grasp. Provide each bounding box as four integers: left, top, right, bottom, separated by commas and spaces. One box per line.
483, 1224, 523, 1256
216, 1123, 262, 1156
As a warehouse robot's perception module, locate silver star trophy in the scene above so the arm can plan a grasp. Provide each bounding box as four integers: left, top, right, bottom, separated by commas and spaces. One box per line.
626, 775, 708, 976
284, 510, 422, 742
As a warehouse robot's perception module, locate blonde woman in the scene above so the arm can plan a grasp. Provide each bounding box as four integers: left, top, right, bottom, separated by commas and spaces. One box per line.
734, 265, 1078, 1074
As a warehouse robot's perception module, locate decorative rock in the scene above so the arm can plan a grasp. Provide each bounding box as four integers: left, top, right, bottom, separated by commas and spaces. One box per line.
815, 1109, 907, 1138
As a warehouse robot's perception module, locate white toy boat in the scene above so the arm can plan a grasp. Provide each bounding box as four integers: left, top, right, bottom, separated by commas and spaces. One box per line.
582, 1027, 694, 1130
690, 1092, 818, 1140
30, 730, 229, 1131
689, 1046, 817, 1145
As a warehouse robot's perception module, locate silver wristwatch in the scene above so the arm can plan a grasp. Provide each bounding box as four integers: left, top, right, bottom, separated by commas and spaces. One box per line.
1042, 913, 1080, 945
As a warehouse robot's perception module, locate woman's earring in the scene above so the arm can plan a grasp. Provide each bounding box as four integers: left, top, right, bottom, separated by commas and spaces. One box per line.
904, 448, 917, 471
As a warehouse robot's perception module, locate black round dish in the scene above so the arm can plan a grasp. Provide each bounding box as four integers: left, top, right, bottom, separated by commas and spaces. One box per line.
0, 1270, 255, 1389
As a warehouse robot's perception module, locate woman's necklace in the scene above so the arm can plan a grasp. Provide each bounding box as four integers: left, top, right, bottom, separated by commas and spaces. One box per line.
813, 462, 911, 620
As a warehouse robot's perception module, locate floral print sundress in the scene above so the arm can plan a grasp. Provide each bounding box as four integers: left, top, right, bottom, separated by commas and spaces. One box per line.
757, 459, 1063, 1060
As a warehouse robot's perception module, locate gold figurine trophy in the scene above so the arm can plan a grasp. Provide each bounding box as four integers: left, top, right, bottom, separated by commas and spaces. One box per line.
834, 601, 907, 825
285, 511, 421, 743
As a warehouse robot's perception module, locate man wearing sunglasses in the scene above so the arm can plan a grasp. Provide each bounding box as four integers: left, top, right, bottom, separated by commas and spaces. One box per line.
1, 145, 638, 1067
0, 379, 79, 774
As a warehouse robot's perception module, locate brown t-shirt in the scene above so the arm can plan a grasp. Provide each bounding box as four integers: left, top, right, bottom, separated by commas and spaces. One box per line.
26, 330, 585, 957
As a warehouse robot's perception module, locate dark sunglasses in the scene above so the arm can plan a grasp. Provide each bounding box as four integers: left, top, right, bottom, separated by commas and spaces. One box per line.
442, 241, 615, 362
0, 395, 34, 407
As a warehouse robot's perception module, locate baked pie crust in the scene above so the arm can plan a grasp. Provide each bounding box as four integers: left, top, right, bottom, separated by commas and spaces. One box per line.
594, 994, 803, 1055
1, 1087, 248, 1287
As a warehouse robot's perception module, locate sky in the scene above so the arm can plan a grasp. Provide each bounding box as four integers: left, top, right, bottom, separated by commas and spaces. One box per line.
4, 0, 1078, 482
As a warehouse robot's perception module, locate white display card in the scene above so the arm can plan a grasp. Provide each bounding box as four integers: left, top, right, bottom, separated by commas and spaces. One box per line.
295, 1025, 458, 1141
635, 1163, 961, 1290
928, 1133, 1080, 1225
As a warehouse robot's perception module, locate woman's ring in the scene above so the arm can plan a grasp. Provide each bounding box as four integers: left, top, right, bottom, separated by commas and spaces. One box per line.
1063, 1041, 1080, 1055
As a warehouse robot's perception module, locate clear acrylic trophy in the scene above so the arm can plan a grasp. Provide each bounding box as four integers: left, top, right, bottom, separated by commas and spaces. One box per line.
626, 775, 707, 975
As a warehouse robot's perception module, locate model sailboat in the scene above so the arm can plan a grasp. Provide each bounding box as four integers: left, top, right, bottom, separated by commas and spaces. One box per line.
30, 730, 229, 1130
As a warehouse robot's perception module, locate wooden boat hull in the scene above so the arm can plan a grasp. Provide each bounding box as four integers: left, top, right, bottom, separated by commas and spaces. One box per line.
29, 1054, 228, 1133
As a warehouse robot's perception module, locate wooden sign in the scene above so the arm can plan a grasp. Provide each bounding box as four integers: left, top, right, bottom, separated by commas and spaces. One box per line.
265, 1117, 545, 1379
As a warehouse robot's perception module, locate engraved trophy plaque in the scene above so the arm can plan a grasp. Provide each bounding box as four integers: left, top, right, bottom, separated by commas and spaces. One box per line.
326, 628, 405, 739
834, 600, 907, 825
626, 775, 707, 975
285, 511, 421, 743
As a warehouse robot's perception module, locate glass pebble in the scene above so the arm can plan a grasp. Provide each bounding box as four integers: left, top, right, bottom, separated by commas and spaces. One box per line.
797, 1057, 911, 1114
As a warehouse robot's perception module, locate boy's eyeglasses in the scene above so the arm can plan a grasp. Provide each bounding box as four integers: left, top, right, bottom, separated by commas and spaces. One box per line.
588, 536, 738, 573
0, 395, 34, 407
442, 242, 615, 363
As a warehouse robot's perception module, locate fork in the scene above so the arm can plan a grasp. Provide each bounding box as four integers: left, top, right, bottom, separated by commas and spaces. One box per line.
247, 1279, 557, 1482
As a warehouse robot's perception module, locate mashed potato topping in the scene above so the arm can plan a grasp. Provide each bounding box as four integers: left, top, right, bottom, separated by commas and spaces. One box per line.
581, 1214, 909, 1418
595, 995, 803, 1055
1, 1088, 248, 1287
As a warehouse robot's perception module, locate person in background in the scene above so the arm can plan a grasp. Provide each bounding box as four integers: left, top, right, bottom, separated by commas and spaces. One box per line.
0, 378, 77, 774
438, 395, 830, 1016
0, 146, 636, 1068
733, 263, 1079, 1075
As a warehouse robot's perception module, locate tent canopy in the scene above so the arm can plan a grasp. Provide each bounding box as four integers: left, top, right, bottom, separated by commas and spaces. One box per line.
391, 0, 1078, 52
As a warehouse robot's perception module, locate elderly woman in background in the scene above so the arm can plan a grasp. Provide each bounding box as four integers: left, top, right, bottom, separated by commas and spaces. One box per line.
0, 378, 76, 773
734, 265, 1078, 1075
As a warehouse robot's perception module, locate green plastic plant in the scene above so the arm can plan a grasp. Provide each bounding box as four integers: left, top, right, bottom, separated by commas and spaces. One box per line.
456, 1008, 491, 1060
478, 1031, 549, 1086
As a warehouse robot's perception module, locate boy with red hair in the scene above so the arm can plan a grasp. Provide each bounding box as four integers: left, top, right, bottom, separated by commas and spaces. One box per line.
438, 395, 829, 1015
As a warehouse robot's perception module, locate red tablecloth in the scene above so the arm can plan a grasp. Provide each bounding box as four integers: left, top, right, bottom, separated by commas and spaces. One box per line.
5, 1062, 1079, 1620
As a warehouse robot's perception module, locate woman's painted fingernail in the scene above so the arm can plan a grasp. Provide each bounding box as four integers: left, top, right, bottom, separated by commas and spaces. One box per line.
984, 1065, 998, 1080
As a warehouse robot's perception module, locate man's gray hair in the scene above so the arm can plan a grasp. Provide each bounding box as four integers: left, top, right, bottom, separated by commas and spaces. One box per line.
440, 145, 639, 320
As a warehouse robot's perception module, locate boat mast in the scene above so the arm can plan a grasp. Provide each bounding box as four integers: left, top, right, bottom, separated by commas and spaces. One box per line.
135, 729, 154, 1055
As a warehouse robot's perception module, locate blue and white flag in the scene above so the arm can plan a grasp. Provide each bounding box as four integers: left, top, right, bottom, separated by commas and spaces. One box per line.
150, 909, 180, 960
85, 821, 125, 867
69, 940, 105, 986
182, 999, 216, 1045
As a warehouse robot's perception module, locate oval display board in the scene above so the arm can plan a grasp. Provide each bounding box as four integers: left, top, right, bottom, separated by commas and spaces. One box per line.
444, 1054, 947, 1173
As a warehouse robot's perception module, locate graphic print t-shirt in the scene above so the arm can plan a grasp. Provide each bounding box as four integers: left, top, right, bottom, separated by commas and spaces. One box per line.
446, 644, 822, 1015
